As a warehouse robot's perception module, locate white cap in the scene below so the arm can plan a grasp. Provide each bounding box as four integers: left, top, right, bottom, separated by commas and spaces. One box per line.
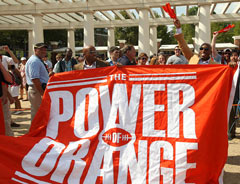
21, 57, 26, 61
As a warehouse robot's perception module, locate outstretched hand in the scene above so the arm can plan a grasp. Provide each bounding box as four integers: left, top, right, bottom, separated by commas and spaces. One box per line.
228, 61, 237, 68
213, 31, 219, 38
173, 19, 181, 29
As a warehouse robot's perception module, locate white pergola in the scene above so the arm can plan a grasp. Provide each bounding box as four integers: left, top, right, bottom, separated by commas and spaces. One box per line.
0, 0, 239, 57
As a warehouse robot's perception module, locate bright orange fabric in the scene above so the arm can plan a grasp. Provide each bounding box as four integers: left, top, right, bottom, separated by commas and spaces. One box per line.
0, 65, 237, 184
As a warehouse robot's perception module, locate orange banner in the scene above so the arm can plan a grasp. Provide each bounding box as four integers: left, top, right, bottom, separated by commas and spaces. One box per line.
0, 65, 238, 184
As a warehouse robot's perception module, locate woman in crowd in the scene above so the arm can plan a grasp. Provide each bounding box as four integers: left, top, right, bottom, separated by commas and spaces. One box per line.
9, 64, 22, 114
137, 53, 148, 65
19, 57, 28, 101
150, 53, 166, 65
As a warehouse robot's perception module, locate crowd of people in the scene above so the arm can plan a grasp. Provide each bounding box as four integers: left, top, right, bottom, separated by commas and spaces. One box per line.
0, 18, 240, 138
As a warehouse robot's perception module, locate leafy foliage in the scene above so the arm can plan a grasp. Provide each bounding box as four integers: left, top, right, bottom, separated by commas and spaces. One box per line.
211, 22, 238, 43
0, 30, 27, 51
115, 10, 138, 45
44, 29, 67, 47
180, 7, 198, 44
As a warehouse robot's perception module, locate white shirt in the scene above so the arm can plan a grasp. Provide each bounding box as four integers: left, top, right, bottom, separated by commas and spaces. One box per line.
198, 58, 211, 65
0, 55, 15, 70
83, 60, 96, 70
44, 60, 53, 69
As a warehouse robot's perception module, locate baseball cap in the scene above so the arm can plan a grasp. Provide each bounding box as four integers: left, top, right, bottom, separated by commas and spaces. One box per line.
34, 43, 48, 49
223, 48, 232, 53
20, 57, 26, 61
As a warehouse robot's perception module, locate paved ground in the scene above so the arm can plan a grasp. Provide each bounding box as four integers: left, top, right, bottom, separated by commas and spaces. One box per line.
10, 99, 240, 183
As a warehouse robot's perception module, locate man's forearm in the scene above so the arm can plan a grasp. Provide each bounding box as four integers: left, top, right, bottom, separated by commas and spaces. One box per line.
211, 35, 218, 58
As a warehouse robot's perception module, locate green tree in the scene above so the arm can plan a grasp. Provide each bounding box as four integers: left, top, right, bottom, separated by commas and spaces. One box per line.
44, 29, 67, 47
157, 25, 176, 44
115, 10, 138, 45
0, 30, 27, 51
181, 7, 198, 44
211, 21, 240, 43
151, 10, 175, 44
233, 21, 240, 36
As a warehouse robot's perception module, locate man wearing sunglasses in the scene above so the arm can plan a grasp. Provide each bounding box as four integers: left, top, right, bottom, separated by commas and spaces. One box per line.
73, 45, 109, 70
173, 19, 218, 65
166, 46, 188, 65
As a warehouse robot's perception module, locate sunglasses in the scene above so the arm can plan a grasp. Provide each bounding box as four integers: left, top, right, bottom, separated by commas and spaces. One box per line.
175, 49, 180, 51
224, 52, 231, 55
199, 47, 209, 51
140, 57, 148, 60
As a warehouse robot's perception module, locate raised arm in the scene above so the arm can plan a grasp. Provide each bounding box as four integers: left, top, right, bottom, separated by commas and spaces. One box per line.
3, 45, 19, 64
173, 19, 194, 61
211, 32, 218, 58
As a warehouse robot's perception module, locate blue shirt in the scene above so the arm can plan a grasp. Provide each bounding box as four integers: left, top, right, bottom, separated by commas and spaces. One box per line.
63, 58, 74, 72
214, 53, 226, 64
25, 55, 49, 85
117, 55, 136, 65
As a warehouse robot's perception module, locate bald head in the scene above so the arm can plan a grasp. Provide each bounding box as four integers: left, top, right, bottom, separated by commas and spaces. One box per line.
83, 45, 94, 55
83, 45, 97, 65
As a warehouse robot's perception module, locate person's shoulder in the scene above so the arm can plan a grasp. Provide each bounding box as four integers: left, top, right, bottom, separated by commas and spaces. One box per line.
97, 59, 110, 67
70, 58, 78, 64
167, 55, 174, 61
73, 62, 84, 70
28, 55, 39, 62
180, 55, 187, 60
117, 55, 129, 65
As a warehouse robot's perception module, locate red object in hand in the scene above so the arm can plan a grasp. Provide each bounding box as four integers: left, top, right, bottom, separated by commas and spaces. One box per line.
217, 24, 235, 33
162, 3, 176, 19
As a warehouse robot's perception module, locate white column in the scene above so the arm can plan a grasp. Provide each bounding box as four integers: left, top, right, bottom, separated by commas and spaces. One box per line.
107, 27, 115, 57
198, 3, 211, 46
150, 25, 157, 56
32, 13, 44, 45
138, 8, 150, 56
83, 11, 94, 46
194, 23, 199, 54
28, 30, 34, 58
68, 28, 75, 57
